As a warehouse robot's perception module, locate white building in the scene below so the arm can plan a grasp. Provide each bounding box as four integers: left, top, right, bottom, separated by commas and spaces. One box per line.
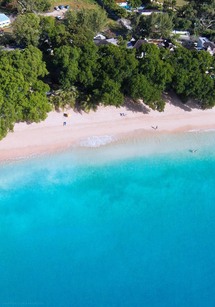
118, 2, 128, 7
0, 13, 11, 27
94, 33, 106, 40
119, 18, 132, 30
172, 30, 190, 40
197, 37, 210, 49
140, 10, 162, 15
197, 37, 215, 55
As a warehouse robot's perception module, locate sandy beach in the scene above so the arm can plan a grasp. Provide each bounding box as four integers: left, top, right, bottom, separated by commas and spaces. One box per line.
1, 93, 215, 162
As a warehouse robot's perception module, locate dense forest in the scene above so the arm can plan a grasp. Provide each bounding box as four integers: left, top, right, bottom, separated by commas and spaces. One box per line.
0, 0, 51, 12
0, 0, 215, 139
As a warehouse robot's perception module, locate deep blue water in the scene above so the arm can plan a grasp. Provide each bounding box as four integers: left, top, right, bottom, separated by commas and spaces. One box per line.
1, 132, 215, 307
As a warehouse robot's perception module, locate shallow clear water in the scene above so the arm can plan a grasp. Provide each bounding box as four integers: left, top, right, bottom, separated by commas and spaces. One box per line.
1, 132, 215, 307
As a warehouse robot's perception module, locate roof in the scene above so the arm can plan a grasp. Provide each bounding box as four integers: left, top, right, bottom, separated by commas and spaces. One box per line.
93, 38, 118, 47
119, 18, 132, 30
106, 38, 118, 46
172, 30, 190, 36
94, 39, 109, 46
204, 42, 215, 50
198, 37, 215, 50
133, 39, 147, 49
199, 37, 209, 43
172, 30, 190, 41
139, 10, 162, 15
94, 34, 106, 40
0, 13, 10, 23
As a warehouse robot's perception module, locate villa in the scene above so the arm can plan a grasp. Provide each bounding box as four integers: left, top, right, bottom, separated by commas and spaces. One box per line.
0, 13, 11, 27
172, 30, 190, 40
197, 37, 215, 55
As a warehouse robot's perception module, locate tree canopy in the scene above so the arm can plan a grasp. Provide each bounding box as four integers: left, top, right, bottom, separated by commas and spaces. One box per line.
54, 45, 80, 89
132, 13, 173, 38
0, 46, 50, 139
1, 0, 51, 12
13, 13, 41, 47
1, 2, 215, 140
64, 8, 108, 46
170, 47, 215, 108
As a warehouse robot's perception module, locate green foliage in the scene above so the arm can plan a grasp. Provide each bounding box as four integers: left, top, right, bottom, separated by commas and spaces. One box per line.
39, 16, 70, 48
13, 13, 41, 46
78, 92, 98, 113
39, 16, 71, 52
49, 87, 78, 110
21, 45, 48, 81
128, 73, 165, 111
78, 42, 99, 87
40, 16, 56, 40
52, 24, 71, 47
124, 43, 172, 111
54, 45, 80, 88
133, 12, 173, 38
128, 0, 142, 8
150, 13, 173, 37
2, 3, 215, 141
0, 46, 50, 139
173, 16, 192, 31
97, 44, 138, 84
129, 73, 155, 100
52, 43, 138, 109
100, 0, 128, 18
176, 0, 215, 34
1, 0, 51, 12
138, 44, 173, 90
64, 9, 108, 46
201, 29, 215, 41
50, 29, 215, 111
17, 0, 51, 12
93, 45, 138, 107
94, 77, 124, 106
163, 0, 177, 11
170, 47, 215, 108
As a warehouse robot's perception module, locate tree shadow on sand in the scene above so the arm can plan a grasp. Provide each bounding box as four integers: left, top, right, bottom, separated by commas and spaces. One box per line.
164, 91, 202, 112
124, 97, 151, 114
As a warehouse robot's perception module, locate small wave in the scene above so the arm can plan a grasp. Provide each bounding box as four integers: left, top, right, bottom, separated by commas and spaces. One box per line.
80, 135, 115, 147
203, 128, 215, 132
188, 128, 215, 133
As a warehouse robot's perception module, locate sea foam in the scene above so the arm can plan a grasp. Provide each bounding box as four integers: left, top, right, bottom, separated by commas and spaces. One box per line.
79, 135, 115, 147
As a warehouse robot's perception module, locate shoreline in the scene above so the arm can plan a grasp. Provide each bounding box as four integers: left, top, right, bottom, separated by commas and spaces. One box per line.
1, 95, 215, 163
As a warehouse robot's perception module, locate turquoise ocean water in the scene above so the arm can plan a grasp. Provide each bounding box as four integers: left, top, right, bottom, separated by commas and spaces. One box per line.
1, 132, 215, 307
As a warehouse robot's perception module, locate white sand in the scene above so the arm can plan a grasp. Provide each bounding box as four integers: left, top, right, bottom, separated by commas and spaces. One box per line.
1, 94, 215, 162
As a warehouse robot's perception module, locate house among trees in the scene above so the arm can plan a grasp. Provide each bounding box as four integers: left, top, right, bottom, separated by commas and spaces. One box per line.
171, 30, 190, 41
204, 42, 215, 56
94, 37, 118, 46
116, 0, 129, 8
197, 37, 215, 55
139, 9, 162, 15
94, 33, 106, 40
198, 37, 210, 49
0, 13, 11, 27
132, 39, 148, 49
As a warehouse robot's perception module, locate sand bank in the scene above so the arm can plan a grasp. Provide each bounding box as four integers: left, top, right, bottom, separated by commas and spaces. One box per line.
1, 95, 215, 162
